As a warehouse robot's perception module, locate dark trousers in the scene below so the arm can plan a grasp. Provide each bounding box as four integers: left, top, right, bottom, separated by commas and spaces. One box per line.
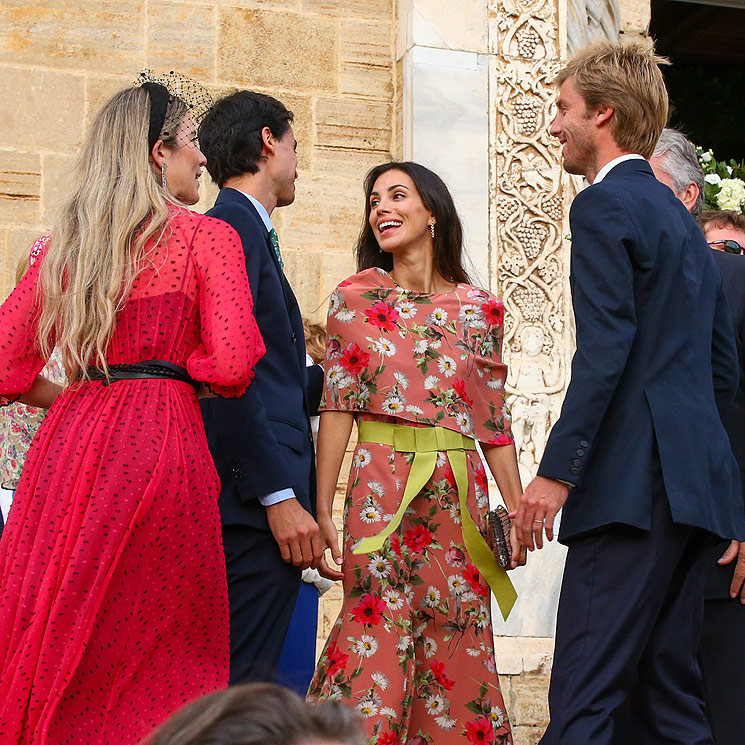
542, 485, 715, 745
223, 524, 301, 684
699, 597, 745, 744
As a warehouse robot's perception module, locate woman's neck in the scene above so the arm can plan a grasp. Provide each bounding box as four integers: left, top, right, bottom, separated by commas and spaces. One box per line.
390, 248, 454, 294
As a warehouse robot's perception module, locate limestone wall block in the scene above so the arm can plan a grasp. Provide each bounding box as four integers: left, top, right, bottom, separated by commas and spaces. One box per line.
511, 725, 545, 745
1, 69, 85, 152
506, 673, 550, 727
0, 0, 145, 74
147, 2, 217, 81
0, 227, 41, 300
339, 19, 393, 99
302, 0, 391, 21
40, 153, 75, 226
280, 175, 362, 253
0, 151, 41, 226
279, 93, 313, 172
84, 75, 133, 127
311, 146, 387, 183
217, 8, 337, 92
315, 98, 392, 152
279, 246, 324, 318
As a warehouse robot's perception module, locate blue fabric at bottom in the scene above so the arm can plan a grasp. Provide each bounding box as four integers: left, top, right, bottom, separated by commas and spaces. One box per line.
275, 580, 319, 696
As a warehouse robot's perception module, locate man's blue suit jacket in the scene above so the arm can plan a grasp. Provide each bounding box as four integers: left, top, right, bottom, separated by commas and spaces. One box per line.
538, 159, 745, 543
201, 188, 322, 529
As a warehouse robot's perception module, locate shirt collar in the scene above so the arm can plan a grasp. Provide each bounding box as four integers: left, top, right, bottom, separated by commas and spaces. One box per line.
592, 154, 646, 184
236, 190, 273, 233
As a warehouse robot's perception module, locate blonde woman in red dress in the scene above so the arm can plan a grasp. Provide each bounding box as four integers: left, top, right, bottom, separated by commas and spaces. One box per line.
0, 80, 264, 744
309, 162, 525, 745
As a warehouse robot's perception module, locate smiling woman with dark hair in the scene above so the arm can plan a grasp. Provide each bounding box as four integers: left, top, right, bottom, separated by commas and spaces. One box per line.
308, 162, 523, 745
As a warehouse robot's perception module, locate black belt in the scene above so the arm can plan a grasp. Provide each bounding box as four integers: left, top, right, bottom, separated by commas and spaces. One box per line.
81, 360, 198, 390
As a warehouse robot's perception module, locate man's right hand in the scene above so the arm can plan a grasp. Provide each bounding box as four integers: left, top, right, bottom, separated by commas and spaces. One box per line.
266, 498, 323, 570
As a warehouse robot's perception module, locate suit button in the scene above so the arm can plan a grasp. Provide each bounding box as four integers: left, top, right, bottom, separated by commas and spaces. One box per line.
570, 467, 579, 476
291, 333, 297, 344
580, 440, 588, 448
308, 431, 313, 443
573, 458, 582, 467
576, 449, 585, 456
232, 466, 243, 480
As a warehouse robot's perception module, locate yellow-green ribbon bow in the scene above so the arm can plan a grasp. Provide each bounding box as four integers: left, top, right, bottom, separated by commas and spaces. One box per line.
352, 420, 517, 620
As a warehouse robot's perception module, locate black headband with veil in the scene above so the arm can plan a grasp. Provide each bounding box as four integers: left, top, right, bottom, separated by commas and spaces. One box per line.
134, 70, 214, 151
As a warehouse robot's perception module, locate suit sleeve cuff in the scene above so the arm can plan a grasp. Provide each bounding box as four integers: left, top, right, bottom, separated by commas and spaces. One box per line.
259, 488, 296, 507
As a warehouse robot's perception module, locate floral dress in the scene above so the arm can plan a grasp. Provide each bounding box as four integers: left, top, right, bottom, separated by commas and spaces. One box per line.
308, 268, 514, 745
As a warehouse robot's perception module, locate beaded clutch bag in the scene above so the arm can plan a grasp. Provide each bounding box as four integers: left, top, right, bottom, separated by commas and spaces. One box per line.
485, 505, 512, 569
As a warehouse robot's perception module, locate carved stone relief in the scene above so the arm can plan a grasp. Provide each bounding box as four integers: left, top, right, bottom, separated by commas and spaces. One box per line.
488, 0, 573, 486
568, 0, 621, 55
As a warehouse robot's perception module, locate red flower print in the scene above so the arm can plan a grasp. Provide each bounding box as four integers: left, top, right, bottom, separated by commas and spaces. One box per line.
489, 432, 513, 446
445, 546, 466, 567
474, 465, 488, 493
403, 524, 433, 554
464, 563, 489, 598
480, 299, 504, 326
390, 533, 402, 558
430, 660, 455, 690
452, 378, 474, 407
339, 278, 352, 287
465, 716, 495, 745
339, 342, 370, 375
351, 593, 387, 626
364, 301, 400, 332
376, 732, 397, 745
406, 737, 427, 745
324, 643, 349, 677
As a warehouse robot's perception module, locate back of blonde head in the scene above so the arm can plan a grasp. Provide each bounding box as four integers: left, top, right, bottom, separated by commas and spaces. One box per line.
556, 38, 670, 159
37, 86, 186, 379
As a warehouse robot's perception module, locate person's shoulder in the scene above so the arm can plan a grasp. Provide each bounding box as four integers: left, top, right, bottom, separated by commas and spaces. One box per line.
457, 282, 496, 304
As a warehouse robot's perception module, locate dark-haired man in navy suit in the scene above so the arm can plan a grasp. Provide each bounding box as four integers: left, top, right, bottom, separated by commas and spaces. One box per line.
513, 41, 744, 745
198, 91, 341, 685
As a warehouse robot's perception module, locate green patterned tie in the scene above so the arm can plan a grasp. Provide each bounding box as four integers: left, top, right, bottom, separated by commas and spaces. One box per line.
268, 228, 284, 271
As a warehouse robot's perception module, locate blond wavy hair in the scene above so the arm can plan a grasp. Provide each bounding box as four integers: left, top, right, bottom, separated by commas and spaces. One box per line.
37, 86, 188, 380
556, 39, 670, 159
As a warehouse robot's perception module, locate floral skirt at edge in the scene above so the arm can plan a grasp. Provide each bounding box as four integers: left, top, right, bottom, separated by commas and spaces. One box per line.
308, 419, 513, 745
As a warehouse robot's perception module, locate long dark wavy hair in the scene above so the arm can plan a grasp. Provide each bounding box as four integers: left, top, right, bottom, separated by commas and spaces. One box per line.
356, 161, 470, 285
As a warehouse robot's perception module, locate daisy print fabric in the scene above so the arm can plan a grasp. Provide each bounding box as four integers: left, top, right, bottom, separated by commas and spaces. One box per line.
320, 268, 512, 445
309, 268, 515, 744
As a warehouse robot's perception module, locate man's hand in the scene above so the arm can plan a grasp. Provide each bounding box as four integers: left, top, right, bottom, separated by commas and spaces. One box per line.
718, 540, 745, 602
317, 515, 344, 581
266, 498, 323, 570
512, 476, 569, 550
509, 524, 528, 569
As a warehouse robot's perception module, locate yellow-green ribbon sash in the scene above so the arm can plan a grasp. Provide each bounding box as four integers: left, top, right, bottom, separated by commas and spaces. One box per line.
352, 420, 517, 620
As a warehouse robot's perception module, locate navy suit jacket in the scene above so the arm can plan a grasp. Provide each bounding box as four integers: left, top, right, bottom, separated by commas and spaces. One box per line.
201, 188, 322, 529
708, 250, 745, 596
538, 159, 745, 543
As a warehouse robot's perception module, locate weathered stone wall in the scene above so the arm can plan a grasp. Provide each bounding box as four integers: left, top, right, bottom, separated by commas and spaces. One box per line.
0, 0, 396, 317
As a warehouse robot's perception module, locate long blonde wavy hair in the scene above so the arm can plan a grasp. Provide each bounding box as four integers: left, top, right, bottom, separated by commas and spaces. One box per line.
37, 86, 188, 380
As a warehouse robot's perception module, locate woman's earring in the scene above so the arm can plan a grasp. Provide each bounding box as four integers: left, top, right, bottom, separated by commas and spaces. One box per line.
161, 162, 167, 190
430, 221, 435, 239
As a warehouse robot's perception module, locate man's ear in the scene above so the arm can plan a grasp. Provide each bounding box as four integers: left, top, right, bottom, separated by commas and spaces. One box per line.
261, 126, 275, 157
150, 139, 166, 168
594, 105, 614, 127
681, 182, 700, 213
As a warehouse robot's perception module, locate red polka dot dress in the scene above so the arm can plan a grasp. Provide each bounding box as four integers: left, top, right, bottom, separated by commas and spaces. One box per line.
0, 208, 265, 745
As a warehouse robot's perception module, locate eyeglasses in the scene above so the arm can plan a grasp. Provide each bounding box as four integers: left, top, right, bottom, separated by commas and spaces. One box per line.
708, 239, 744, 255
